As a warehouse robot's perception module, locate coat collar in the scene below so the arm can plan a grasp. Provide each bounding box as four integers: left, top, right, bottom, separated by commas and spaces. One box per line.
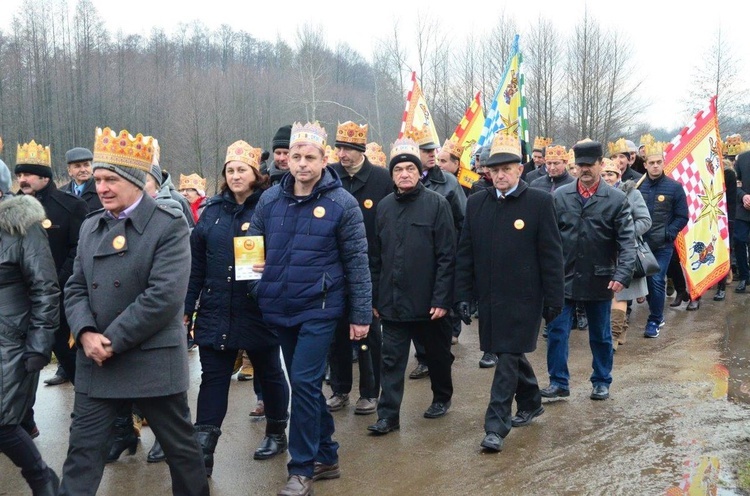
332, 158, 374, 194
91, 192, 155, 235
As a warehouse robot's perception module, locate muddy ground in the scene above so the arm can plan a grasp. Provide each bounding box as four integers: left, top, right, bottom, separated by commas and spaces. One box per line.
2, 290, 749, 495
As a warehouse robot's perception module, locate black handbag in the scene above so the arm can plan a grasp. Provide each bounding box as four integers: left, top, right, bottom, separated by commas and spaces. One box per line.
633, 237, 660, 278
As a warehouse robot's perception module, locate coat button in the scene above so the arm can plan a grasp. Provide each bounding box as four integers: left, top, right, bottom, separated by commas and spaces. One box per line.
114, 280, 120, 287
222, 334, 227, 339
227, 277, 231, 282
228, 266, 233, 271
119, 252, 125, 257
220, 345, 225, 350
92, 283, 98, 289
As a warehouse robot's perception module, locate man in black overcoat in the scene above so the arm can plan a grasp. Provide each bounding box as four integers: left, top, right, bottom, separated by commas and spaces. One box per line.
454, 131, 564, 452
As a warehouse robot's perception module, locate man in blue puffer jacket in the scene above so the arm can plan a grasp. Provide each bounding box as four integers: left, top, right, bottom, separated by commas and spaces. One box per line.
251, 121, 371, 496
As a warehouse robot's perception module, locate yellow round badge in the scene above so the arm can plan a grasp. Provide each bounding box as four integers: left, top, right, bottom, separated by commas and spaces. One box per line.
112, 235, 126, 250
658, 195, 665, 202
41, 219, 52, 229
241, 222, 250, 231
514, 219, 525, 230
313, 206, 326, 218
364, 199, 374, 209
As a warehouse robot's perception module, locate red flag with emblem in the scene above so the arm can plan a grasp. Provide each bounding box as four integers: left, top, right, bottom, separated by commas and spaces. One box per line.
664, 96, 729, 300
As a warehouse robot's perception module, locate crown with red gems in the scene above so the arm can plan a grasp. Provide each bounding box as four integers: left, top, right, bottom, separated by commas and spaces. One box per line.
390, 138, 420, 160
225, 140, 261, 169
490, 131, 521, 158
179, 173, 206, 192
403, 126, 434, 147
545, 145, 568, 162
291, 121, 327, 151
724, 134, 744, 156
93, 127, 154, 172
16, 140, 51, 167
441, 138, 464, 160
336, 121, 368, 146
365, 142, 387, 166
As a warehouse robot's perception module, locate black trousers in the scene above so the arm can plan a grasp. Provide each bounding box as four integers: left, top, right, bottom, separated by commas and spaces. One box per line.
53, 295, 77, 383
195, 345, 289, 426
59, 392, 209, 496
668, 250, 687, 293
378, 318, 454, 421
484, 353, 541, 437
0, 425, 50, 488
329, 316, 382, 399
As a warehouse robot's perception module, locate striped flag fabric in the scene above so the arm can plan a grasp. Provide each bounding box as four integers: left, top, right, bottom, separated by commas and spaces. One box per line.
398, 72, 440, 144
664, 96, 730, 299
449, 92, 484, 171
477, 34, 524, 150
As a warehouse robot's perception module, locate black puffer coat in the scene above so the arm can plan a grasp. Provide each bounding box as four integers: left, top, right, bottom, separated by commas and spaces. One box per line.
185, 189, 277, 351
0, 195, 59, 425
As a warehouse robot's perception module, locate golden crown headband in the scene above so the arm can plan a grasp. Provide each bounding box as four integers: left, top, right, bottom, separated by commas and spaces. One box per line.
290, 122, 327, 151
16, 140, 52, 167
93, 127, 154, 171
225, 140, 261, 169
441, 139, 464, 160
545, 145, 568, 162
607, 138, 630, 157
390, 138, 420, 160
336, 121, 368, 147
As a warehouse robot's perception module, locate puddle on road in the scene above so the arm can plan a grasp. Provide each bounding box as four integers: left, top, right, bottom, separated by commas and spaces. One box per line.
720, 300, 750, 404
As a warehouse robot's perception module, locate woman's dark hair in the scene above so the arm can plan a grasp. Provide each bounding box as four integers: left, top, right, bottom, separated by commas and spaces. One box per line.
220, 163, 270, 194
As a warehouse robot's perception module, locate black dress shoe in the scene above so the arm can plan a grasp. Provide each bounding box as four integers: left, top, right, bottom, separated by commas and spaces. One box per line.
511, 406, 544, 427
735, 280, 747, 293
590, 385, 609, 400
478, 352, 498, 368
408, 363, 429, 379
147, 439, 166, 463
367, 418, 400, 435
44, 374, 69, 386
714, 288, 726, 301
540, 385, 570, 399
480, 432, 503, 452
670, 291, 690, 307
686, 299, 700, 311
423, 401, 451, 419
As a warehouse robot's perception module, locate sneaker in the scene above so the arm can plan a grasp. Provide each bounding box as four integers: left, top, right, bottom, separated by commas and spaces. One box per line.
326, 393, 350, 412
354, 397, 378, 415
644, 321, 660, 338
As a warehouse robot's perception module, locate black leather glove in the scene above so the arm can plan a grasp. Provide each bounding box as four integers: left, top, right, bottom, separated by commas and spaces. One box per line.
455, 301, 472, 325
543, 306, 562, 325
24, 354, 48, 373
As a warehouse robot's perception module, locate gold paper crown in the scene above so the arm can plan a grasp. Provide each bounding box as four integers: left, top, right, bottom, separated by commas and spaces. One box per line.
179, 173, 206, 192
16, 140, 51, 167
403, 126, 434, 147
640, 134, 666, 158
93, 127, 154, 171
545, 145, 568, 162
441, 139, 464, 160
291, 121, 327, 150
724, 134, 744, 156
336, 121, 368, 146
533, 136, 553, 150
639, 134, 654, 147
365, 142, 387, 167
490, 131, 521, 158
601, 158, 620, 176
390, 138, 420, 161
151, 138, 160, 166
607, 138, 629, 157
225, 140, 261, 169
568, 148, 576, 163
325, 145, 339, 164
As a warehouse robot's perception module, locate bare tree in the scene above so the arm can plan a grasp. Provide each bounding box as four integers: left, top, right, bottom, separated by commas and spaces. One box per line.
525, 16, 562, 140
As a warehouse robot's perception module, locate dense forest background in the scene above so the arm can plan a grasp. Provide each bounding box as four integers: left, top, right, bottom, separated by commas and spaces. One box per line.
1, 0, 747, 191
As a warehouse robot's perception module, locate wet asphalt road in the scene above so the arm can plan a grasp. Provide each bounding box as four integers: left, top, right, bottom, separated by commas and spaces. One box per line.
2, 290, 749, 495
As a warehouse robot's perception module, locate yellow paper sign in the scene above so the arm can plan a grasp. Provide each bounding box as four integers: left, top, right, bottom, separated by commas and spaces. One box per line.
234, 236, 265, 281
457, 168, 480, 189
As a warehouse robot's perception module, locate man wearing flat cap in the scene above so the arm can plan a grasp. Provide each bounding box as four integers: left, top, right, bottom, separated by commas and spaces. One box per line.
326, 121, 392, 416
58, 127, 208, 496
61, 146, 103, 211
541, 140, 635, 402
15, 141, 88, 393
454, 131, 564, 452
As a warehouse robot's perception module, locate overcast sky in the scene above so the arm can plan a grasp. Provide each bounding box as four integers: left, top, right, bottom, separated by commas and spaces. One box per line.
1, 0, 748, 131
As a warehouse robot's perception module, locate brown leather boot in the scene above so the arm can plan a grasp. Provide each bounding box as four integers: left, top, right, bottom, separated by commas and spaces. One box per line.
611, 309, 626, 352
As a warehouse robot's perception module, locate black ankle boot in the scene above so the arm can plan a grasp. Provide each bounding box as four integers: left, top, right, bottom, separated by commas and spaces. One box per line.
194, 425, 222, 477
147, 439, 166, 463
24, 466, 59, 496
253, 418, 288, 460
106, 414, 139, 463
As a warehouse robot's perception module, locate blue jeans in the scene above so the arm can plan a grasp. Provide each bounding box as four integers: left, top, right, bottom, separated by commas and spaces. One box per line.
646, 245, 674, 323
547, 299, 612, 389
276, 319, 339, 478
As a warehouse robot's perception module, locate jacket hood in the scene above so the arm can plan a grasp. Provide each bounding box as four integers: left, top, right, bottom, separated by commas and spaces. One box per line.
0, 194, 47, 236
280, 166, 342, 198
